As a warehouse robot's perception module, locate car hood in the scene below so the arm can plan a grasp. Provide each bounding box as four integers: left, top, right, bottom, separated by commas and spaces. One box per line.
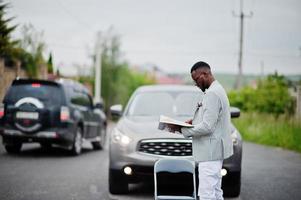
115, 116, 190, 141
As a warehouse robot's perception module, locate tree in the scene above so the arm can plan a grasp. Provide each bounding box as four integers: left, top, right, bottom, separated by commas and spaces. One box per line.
0, 0, 17, 58
0, 2, 48, 78
17, 24, 47, 77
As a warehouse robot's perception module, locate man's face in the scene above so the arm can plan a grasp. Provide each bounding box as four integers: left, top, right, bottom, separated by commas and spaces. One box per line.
191, 68, 211, 92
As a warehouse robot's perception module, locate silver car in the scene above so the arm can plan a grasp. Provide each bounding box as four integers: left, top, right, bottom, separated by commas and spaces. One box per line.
109, 85, 242, 197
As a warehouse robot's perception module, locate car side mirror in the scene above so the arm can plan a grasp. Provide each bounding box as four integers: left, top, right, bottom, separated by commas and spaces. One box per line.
230, 107, 240, 118
110, 104, 123, 117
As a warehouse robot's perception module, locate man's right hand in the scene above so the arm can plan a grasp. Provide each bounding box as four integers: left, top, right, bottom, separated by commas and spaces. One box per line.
185, 119, 193, 125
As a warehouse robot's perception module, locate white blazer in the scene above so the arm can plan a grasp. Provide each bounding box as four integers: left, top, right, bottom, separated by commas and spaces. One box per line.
181, 80, 233, 162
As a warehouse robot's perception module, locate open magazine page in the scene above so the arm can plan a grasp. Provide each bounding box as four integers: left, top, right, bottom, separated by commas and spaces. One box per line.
158, 115, 194, 132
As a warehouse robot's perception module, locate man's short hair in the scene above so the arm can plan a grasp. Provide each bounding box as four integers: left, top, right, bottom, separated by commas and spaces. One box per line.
190, 61, 211, 73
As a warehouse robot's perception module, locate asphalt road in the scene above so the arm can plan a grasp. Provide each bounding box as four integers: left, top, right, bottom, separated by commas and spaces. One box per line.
0, 123, 300, 200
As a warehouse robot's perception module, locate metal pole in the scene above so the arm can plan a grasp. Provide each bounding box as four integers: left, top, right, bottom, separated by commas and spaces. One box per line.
260, 60, 264, 79
297, 86, 301, 121
233, 0, 252, 89
236, 11, 244, 89
94, 32, 102, 103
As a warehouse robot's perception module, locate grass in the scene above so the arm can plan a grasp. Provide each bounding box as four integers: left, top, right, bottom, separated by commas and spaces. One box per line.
232, 112, 301, 153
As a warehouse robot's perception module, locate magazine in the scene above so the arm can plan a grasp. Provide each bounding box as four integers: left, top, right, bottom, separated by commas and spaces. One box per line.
158, 115, 193, 132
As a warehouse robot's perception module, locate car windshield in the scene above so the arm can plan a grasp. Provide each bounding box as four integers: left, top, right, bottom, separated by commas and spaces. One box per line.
4, 83, 63, 106
126, 91, 202, 117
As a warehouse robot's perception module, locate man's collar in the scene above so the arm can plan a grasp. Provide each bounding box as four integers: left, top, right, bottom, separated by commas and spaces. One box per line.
205, 80, 218, 93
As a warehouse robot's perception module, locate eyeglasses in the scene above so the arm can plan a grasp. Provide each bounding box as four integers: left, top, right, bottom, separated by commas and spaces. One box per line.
192, 72, 208, 84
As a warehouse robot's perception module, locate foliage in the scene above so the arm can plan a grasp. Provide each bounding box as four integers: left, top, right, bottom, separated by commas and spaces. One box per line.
232, 112, 301, 153
12, 47, 38, 77
16, 24, 46, 77
229, 73, 295, 117
0, 1, 17, 58
0, 2, 47, 78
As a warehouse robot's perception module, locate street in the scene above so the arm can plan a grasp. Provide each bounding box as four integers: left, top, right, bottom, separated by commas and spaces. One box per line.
0, 123, 301, 200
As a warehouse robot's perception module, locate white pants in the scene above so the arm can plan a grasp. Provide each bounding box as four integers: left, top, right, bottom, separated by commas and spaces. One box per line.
198, 160, 223, 200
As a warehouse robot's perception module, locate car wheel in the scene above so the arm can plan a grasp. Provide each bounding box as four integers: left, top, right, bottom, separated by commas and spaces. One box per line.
223, 171, 241, 197
71, 127, 83, 155
5, 143, 22, 154
109, 169, 129, 194
92, 125, 106, 150
91, 140, 102, 150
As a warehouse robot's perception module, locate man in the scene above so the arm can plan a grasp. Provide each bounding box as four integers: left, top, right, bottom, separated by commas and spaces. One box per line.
170, 61, 233, 200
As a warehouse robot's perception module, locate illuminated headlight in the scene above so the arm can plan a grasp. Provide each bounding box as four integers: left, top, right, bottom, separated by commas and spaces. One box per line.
231, 129, 239, 145
124, 166, 133, 175
112, 128, 131, 146
221, 168, 227, 176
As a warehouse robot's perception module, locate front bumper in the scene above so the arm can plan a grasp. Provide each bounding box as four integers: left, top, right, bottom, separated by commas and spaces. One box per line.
109, 140, 242, 183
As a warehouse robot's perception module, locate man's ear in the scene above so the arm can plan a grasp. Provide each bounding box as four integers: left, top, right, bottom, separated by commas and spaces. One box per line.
191, 70, 198, 78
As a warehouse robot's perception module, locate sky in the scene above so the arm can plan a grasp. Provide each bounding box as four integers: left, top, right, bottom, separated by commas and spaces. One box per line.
8, 0, 301, 76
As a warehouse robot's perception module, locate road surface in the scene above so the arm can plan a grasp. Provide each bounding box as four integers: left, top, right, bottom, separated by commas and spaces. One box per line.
0, 124, 300, 200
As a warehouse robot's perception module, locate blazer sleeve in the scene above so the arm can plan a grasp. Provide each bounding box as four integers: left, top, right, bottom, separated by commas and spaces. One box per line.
181, 91, 220, 137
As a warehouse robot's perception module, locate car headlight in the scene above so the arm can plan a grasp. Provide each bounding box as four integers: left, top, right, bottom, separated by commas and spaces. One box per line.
231, 128, 239, 145
112, 128, 131, 146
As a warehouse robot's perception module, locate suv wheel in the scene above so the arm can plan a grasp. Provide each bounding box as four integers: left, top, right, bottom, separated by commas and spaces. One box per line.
109, 169, 129, 194
71, 128, 83, 155
5, 143, 22, 154
92, 125, 106, 150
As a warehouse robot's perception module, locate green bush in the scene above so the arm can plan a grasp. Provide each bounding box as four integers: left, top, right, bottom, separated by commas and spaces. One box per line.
229, 73, 295, 117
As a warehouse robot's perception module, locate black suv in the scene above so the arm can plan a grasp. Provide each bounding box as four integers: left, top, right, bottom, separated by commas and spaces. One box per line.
0, 78, 107, 155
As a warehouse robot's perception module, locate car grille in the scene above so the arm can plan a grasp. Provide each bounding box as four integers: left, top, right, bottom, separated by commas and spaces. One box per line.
138, 139, 192, 156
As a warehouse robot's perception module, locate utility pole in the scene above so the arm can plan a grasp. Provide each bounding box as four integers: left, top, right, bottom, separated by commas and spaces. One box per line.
296, 85, 301, 123
94, 31, 102, 104
260, 60, 264, 79
233, 0, 253, 89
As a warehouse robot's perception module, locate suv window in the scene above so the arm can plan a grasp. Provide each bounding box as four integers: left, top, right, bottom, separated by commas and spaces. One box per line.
82, 93, 93, 108
69, 88, 92, 108
4, 83, 63, 106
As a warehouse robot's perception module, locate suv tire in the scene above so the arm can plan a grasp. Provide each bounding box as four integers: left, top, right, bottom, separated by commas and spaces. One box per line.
5, 143, 22, 154
109, 169, 129, 194
71, 127, 83, 155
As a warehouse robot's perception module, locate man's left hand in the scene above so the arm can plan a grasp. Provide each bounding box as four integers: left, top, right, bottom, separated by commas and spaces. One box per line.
167, 124, 182, 133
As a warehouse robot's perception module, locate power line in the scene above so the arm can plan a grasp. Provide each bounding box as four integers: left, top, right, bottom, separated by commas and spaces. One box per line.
54, 0, 93, 31
47, 42, 301, 59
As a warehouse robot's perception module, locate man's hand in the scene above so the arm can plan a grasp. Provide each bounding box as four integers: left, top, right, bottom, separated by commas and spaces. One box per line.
185, 119, 193, 125
167, 124, 181, 133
